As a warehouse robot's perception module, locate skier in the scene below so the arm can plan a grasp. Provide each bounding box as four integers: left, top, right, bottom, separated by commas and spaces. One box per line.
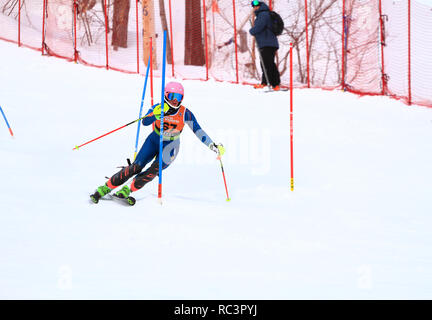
90, 81, 225, 205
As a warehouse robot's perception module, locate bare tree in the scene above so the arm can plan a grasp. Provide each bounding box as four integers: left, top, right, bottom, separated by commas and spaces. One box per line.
1, 0, 21, 16
158, 0, 173, 64
78, 0, 97, 13
112, 0, 130, 49
282, 0, 339, 84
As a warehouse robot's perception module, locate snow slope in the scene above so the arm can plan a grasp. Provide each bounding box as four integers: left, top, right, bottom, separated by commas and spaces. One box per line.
0, 40, 431, 299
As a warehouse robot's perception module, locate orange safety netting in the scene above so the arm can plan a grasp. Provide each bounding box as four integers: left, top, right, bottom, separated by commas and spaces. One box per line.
0, 0, 431, 107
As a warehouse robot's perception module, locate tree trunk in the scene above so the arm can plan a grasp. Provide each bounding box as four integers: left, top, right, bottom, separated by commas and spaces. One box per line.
184, 0, 205, 66
142, 0, 157, 68
158, 0, 172, 64
112, 0, 130, 49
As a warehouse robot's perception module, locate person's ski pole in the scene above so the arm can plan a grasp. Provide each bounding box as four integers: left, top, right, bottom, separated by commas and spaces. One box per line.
73, 113, 153, 151
257, 48, 271, 90
0, 105, 14, 137
134, 55, 151, 160
217, 156, 231, 202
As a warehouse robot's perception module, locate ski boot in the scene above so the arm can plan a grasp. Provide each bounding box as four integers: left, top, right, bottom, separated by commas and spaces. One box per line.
112, 185, 136, 206
90, 184, 111, 204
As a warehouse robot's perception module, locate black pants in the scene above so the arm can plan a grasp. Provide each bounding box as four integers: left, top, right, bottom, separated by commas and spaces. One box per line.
259, 47, 280, 87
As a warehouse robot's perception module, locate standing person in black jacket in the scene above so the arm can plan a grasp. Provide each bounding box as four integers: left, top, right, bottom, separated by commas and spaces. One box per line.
249, 1, 281, 91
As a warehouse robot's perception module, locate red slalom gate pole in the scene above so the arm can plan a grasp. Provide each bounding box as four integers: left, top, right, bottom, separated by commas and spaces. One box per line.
408, 0, 412, 105
341, 0, 346, 90
73, 1, 78, 63
168, 0, 174, 77
203, 0, 209, 80
73, 114, 153, 151
232, 0, 239, 83
136, 0, 140, 74
304, 0, 310, 88
290, 43, 294, 192
150, 37, 154, 106
104, 0, 109, 69
18, 0, 21, 46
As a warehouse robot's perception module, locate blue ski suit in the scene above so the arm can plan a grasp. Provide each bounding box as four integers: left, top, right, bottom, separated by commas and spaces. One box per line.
106, 103, 214, 192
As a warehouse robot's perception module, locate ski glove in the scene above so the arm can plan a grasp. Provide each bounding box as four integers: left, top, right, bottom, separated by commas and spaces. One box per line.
210, 143, 225, 157
152, 103, 170, 120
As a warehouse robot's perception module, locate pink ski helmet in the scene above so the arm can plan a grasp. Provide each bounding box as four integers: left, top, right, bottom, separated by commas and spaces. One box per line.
164, 81, 184, 108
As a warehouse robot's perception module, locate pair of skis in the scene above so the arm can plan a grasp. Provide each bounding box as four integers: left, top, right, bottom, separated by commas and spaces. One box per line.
90, 192, 136, 206
111, 194, 136, 206
263, 87, 289, 93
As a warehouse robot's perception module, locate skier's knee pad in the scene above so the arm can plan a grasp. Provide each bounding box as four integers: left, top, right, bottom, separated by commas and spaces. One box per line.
107, 163, 143, 188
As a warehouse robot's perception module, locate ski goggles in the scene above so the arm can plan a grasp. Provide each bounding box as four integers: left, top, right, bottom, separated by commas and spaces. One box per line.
166, 92, 183, 101
251, 0, 260, 7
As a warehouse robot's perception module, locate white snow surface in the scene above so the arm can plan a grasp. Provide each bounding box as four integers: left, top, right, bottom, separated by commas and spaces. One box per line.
1, 40, 432, 299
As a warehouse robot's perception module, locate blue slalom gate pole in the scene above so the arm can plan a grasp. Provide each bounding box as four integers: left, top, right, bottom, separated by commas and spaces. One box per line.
133, 56, 152, 160
0, 105, 14, 137
158, 30, 168, 202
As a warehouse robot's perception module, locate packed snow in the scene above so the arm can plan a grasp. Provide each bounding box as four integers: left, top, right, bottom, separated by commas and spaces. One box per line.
0, 40, 431, 299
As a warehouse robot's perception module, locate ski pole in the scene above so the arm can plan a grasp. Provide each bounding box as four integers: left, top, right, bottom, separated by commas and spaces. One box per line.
134, 55, 152, 160
217, 156, 231, 202
0, 105, 14, 137
73, 113, 153, 151
257, 47, 271, 90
